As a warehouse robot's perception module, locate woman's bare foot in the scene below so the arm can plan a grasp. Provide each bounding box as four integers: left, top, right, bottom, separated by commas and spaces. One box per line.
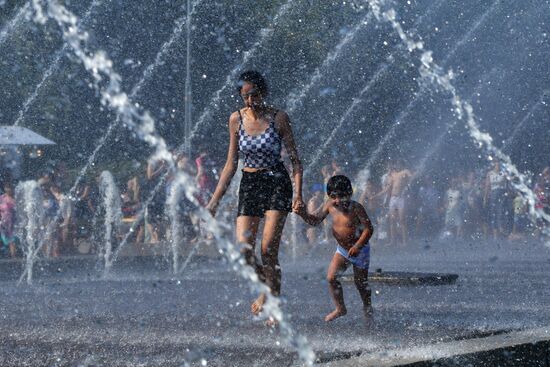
251, 293, 266, 315
324, 308, 347, 322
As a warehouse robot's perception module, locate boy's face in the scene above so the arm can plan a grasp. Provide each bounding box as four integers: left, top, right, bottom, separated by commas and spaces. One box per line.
329, 192, 351, 208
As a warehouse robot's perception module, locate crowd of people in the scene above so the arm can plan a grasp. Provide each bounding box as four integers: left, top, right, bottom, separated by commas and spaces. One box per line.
1, 155, 548, 259
0, 155, 548, 259
0, 150, 219, 258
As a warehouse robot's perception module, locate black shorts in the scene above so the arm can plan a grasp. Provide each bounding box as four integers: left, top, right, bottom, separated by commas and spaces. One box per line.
238, 163, 293, 218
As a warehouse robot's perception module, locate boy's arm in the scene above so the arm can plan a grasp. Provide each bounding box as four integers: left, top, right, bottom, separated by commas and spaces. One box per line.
349, 203, 374, 256
296, 200, 329, 226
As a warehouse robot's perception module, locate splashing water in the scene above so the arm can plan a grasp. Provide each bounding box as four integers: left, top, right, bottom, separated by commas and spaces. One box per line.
15, 180, 44, 285
98, 171, 122, 273
29, 1, 316, 363
365, 0, 550, 243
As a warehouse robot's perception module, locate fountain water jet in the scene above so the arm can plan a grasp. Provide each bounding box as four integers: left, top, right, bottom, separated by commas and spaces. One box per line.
98, 171, 122, 273
413, 68, 500, 177
300, 0, 448, 177
15, 180, 44, 285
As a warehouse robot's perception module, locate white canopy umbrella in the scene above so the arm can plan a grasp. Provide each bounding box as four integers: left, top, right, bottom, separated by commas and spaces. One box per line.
0, 126, 55, 145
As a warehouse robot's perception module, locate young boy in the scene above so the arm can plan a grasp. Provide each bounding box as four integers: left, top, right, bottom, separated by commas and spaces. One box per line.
295, 175, 374, 322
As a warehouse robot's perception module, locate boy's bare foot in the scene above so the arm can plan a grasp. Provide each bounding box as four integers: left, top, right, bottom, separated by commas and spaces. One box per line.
324, 308, 347, 322
364, 305, 373, 317
265, 316, 278, 327
251, 293, 266, 315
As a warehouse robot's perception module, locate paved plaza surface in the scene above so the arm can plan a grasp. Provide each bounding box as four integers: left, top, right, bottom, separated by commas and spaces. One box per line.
1, 238, 550, 366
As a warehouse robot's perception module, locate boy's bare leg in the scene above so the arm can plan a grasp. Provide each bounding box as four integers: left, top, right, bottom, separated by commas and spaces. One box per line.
325, 253, 349, 321
353, 266, 373, 318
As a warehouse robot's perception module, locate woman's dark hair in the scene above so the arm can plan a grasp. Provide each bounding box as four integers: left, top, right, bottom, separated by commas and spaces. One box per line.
237, 70, 268, 96
326, 175, 353, 197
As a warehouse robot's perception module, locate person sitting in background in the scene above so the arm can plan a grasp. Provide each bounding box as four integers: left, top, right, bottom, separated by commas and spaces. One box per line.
0, 183, 17, 257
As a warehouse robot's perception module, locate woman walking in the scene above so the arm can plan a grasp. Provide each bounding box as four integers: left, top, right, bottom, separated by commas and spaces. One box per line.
206, 71, 304, 317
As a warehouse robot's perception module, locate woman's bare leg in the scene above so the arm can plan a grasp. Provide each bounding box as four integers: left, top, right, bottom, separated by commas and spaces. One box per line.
249, 210, 287, 318
236, 215, 263, 314
325, 253, 349, 321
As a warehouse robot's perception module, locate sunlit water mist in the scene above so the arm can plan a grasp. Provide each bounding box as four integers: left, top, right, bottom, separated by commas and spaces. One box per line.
304, 60, 390, 176
98, 171, 122, 273
0, 2, 30, 46
186, 0, 295, 145
63, 0, 202, 204
29, 1, 316, 363
364, 0, 550, 243
354, 0, 501, 184
502, 91, 549, 151
13, 0, 102, 127
15, 180, 44, 285
285, 10, 374, 114
412, 68, 500, 177
302, 0, 445, 177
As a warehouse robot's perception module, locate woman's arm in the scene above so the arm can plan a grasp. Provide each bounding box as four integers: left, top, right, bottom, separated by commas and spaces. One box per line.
276, 110, 304, 210
206, 112, 240, 216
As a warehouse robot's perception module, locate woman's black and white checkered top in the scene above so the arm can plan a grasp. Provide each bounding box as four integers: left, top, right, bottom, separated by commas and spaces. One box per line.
238, 110, 282, 169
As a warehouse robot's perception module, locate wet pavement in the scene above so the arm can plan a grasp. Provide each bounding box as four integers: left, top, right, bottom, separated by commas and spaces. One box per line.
1, 237, 550, 366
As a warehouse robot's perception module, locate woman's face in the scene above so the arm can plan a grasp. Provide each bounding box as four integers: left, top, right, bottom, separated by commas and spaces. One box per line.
240, 82, 263, 109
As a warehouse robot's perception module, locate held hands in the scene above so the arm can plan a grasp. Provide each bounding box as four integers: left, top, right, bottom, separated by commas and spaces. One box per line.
292, 196, 305, 215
